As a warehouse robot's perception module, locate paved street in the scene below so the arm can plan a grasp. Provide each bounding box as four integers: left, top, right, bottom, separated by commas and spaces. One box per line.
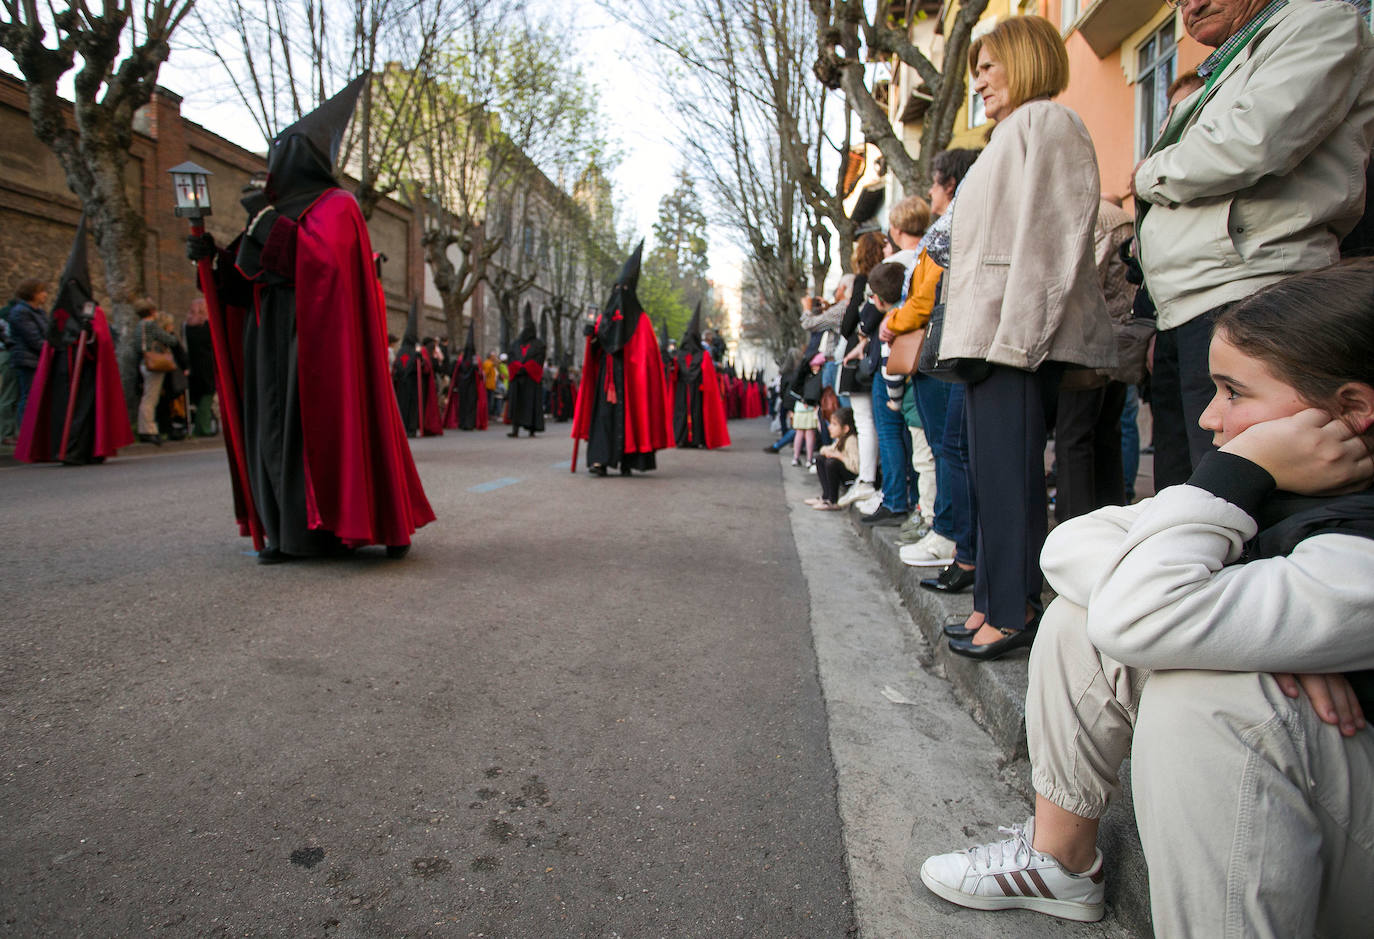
1, 420, 1135, 938
2, 422, 853, 937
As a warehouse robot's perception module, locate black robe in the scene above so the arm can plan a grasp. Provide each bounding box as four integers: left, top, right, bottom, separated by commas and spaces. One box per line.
392, 342, 422, 435
585, 312, 655, 472
449, 356, 484, 430
506, 334, 547, 432
672, 352, 705, 448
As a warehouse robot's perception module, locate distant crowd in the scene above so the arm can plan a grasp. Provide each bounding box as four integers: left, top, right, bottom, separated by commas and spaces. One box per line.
773, 3, 1374, 933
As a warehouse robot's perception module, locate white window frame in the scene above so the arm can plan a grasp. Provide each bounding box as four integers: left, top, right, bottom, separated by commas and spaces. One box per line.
1133, 17, 1178, 160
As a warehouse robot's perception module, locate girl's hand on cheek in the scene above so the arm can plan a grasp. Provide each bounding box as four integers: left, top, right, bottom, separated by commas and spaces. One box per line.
1222, 408, 1374, 495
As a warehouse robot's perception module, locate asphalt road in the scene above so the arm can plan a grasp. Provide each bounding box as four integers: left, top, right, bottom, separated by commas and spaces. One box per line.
0, 420, 856, 938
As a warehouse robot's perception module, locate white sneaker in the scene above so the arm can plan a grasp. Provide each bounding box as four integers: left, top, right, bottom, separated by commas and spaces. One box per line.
856, 494, 883, 515
899, 531, 956, 567
836, 482, 876, 507
920, 818, 1105, 923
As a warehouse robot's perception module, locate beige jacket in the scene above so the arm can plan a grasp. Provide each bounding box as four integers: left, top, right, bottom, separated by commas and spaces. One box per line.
1135, 0, 1374, 330
942, 99, 1116, 370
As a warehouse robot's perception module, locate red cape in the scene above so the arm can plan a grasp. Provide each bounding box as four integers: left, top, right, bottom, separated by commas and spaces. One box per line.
667, 350, 731, 449
571, 310, 671, 455
442, 362, 488, 430
15, 307, 133, 462
209, 189, 434, 548
419, 348, 443, 437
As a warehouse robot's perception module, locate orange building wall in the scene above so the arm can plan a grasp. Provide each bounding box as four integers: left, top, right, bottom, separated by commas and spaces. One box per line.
1051, 7, 1209, 204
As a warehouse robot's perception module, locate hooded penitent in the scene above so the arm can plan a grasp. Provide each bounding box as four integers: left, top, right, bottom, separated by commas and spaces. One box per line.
571, 241, 671, 474
444, 320, 488, 430
392, 300, 441, 438
15, 214, 132, 464
667, 301, 729, 449
203, 75, 433, 559
505, 302, 546, 435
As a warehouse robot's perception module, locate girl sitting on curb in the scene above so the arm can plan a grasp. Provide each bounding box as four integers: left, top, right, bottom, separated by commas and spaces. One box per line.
920, 259, 1374, 934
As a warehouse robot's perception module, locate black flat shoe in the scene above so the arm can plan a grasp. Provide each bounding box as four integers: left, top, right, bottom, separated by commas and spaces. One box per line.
942, 617, 980, 640
589, 464, 608, 477
948, 626, 1037, 661
385, 544, 410, 559
257, 547, 289, 565
922, 563, 975, 594
507, 430, 519, 437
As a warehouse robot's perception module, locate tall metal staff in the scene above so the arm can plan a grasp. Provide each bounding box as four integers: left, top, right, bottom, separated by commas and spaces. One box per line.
171, 162, 265, 549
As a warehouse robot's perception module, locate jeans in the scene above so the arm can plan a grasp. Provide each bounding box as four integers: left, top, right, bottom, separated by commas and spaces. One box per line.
910, 375, 953, 537
14, 366, 35, 429
1120, 384, 1140, 501
872, 376, 913, 513
0, 348, 18, 439
820, 360, 839, 391
1152, 308, 1223, 488
771, 427, 796, 451
938, 382, 975, 566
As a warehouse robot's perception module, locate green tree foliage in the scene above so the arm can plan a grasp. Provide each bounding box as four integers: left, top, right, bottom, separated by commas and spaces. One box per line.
643, 169, 709, 342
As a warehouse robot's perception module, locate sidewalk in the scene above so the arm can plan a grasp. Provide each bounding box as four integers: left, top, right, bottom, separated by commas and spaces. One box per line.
0, 432, 223, 468
779, 458, 1142, 938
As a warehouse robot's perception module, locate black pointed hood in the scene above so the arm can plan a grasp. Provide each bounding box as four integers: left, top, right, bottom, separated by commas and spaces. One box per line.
402, 298, 419, 351
516, 302, 537, 345
463, 321, 476, 359
266, 75, 366, 206
679, 301, 704, 354
602, 240, 645, 321
52, 213, 94, 320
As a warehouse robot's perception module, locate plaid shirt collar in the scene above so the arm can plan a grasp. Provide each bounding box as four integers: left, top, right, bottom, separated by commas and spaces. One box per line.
1196, 0, 1288, 78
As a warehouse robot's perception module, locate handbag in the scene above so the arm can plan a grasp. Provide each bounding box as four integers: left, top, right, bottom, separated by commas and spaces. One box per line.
917, 274, 991, 384
885, 329, 923, 376
144, 348, 176, 372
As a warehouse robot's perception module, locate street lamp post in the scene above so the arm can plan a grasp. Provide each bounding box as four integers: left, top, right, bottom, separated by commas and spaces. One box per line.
168, 160, 265, 549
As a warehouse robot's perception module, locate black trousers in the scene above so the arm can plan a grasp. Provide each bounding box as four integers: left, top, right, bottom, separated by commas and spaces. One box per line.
1151, 307, 1224, 489
1055, 379, 1127, 522
817, 455, 856, 503
965, 363, 1061, 632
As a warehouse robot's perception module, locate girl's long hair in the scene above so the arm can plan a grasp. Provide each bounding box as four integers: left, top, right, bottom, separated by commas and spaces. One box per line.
1215, 258, 1374, 411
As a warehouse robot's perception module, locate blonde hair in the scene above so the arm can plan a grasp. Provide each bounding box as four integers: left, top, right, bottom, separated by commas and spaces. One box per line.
888, 195, 931, 238
968, 15, 1070, 112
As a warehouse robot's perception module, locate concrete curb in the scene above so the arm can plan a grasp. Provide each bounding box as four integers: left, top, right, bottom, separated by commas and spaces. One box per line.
844, 505, 1154, 936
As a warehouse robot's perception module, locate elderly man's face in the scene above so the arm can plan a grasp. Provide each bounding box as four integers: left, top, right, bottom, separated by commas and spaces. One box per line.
1181, 0, 1271, 48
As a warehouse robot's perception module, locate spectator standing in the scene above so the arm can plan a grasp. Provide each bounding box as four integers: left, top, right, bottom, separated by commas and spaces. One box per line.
1134, 0, 1374, 488
1052, 198, 1135, 521
917, 147, 982, 596
7, 279, 49, 428
0, 290, 19, 442
861, 196, 930, 526
135, 299, 179, 445
939, 16, 1116, 660
184, 298, 217, 437
834, 231, 886, 507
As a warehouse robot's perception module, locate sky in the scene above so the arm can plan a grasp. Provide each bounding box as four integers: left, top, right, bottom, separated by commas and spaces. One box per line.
1, 0, 739, 287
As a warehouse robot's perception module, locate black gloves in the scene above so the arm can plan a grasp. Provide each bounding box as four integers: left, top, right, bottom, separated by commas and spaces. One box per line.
187, 232, 216, 262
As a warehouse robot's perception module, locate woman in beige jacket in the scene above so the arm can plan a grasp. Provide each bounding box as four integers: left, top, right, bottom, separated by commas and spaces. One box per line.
938, 16, 1116, 661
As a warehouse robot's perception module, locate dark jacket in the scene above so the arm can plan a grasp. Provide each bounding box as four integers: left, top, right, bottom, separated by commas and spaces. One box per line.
7, 299, 47, 370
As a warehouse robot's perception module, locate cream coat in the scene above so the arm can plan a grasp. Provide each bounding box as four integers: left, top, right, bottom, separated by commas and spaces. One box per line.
1135, 0, 1374, 330
941, 99, 1116, 371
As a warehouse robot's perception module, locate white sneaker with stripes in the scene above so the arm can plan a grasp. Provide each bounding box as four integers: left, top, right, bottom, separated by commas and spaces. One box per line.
919, 818, 1105, 923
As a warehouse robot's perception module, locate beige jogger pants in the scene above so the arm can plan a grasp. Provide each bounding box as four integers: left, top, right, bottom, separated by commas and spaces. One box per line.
1026, 597, 1374, 937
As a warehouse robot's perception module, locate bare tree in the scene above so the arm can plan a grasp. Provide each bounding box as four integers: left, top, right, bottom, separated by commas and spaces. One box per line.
612, 0, 820, 359
811, 0, 990, 195
0, 0, 198, 406
186, 0, 460, 219
400, 10, 611, 351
